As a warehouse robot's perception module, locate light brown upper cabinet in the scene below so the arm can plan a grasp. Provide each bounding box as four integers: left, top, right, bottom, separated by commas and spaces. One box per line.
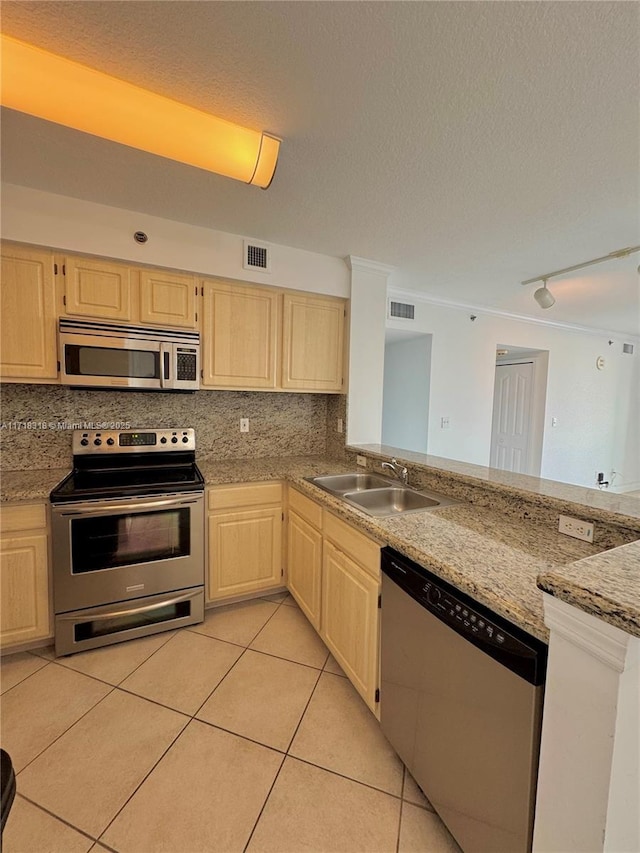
62, 256, 133, 322
139, 270, 197, 328
201, 280, 279, 388
62, 257, 198, 328
0, 243, 58, 382
201, 280, 346, 393
281, 293, 345, 392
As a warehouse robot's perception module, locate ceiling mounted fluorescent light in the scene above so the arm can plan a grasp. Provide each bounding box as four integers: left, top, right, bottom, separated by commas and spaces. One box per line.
0, 35, 281, 188
521, 245, 640, 309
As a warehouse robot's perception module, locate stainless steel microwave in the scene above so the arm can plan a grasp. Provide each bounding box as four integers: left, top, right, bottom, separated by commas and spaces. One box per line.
58, 319, 200, 391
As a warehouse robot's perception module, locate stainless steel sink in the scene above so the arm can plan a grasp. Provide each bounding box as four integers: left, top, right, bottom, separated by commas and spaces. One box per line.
343, 486, 460, 517
343, 487, 441, 516
306, 472, 459, 517
309, 473, 393, 494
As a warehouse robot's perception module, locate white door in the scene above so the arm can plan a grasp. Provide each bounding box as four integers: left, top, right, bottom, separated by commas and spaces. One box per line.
490, 362, 534, 473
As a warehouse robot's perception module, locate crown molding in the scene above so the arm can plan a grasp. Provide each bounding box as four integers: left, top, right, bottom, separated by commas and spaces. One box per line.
346, 255, 395, 276
387, 285, 640, 342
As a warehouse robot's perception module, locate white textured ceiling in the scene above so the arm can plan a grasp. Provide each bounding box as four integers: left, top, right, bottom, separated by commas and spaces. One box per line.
1, 1, 639, 334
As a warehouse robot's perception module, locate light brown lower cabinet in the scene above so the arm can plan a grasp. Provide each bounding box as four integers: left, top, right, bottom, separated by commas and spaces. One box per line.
286, 487, 381, 714
0, 503, 51, 648
207, 483, 283, 602
321, 539, 380, 711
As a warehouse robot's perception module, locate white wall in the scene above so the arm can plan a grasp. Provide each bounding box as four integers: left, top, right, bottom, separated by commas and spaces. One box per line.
0, 184, 350, 297
386, 293, 640, 490
382, 334, 431, 453
346, 257, 392, 445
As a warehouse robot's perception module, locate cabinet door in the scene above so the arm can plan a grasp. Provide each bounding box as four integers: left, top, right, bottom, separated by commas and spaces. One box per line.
208, 507, 282, 601
0, 532, 50, 647
139, 270, 197, 328
287, 510, 322, 629
321, 541, 380, 711
202, 281, 279, 388
281, 293, 345, 391
63, 256, 132, 321
0, 244, 57, 380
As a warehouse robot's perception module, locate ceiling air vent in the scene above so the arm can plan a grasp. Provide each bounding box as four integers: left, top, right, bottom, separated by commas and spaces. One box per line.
622, 343, 634, 355
389, 300, 415, 320
243, 240, 271, 273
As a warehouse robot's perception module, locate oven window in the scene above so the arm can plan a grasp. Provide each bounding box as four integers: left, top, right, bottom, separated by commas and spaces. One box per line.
71, 509, 190, 573
74, 600, 191, 641
65, 345, 159, 379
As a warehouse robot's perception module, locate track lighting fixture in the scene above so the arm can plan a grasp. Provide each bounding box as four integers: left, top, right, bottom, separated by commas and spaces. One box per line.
522, 245, 640, 309
533, 280, 555, 309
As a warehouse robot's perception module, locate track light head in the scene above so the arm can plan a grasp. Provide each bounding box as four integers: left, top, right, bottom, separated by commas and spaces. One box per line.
533, 281, 555, 309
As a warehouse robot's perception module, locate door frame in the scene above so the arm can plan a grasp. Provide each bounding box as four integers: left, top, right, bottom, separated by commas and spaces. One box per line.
492, 350, 549, 477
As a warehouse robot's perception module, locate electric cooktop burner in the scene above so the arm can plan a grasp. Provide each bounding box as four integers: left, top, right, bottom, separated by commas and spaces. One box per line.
50, 429, 204, 503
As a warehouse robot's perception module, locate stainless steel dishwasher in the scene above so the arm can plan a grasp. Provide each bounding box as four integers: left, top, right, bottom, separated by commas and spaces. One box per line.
380, 547, 547, 853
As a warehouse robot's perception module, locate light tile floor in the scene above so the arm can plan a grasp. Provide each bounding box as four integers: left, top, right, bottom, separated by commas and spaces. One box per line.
1, 594, 461, 853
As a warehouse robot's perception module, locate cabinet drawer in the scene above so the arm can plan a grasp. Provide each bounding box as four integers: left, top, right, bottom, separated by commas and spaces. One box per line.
288, 487, 323, 530
0, 503, 47, 534
208, 482, 282, 511
323, 511, 380, 579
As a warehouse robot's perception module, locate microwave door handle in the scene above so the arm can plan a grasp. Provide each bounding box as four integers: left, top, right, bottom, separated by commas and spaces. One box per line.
160, 343, 171, 388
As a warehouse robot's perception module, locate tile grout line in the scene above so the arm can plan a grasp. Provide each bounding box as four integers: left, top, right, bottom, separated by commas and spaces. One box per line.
240, 642, 328, 852
241, 754, 287, 853
15, 684, 118, 778
396, 767, 406, 853
95, 715, 191, 848
94, 602, 290, 845
0, 659, 52, 698
283, 662, 326, 755
189, 598, 287, 719
13, 792, 100, 847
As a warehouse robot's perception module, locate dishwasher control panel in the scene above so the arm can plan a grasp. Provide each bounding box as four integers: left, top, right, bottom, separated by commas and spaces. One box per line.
381, 547, 547, 684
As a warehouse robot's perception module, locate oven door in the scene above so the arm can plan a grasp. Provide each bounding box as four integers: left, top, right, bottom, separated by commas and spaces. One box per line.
59, 331, 166, 389
52, 492, 204, 613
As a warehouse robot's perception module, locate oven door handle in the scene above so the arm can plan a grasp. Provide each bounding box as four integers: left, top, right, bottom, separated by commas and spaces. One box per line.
57, 496, 202, 516
56, 590, 200, 623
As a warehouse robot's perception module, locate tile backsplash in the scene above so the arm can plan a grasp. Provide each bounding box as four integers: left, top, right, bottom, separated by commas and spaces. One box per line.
0, 384, 345, 470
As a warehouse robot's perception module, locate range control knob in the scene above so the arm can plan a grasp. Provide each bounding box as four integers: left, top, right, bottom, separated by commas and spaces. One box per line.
94, 439, 102, 446
160, 436, 167, 444
171, 437, 178, 444
182, 436, 189, 443
80, 438, 89, 446
106, 438, 115, 446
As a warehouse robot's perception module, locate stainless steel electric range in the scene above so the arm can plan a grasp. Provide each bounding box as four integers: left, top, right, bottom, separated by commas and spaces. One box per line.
50, 428, 205, 656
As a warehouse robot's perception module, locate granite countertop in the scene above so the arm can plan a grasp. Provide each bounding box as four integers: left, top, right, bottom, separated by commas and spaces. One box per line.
2, 455, 637, 642
352, 443, 640, 525
537, 540, 640, 638
0, 467, 69, 503
288, 476, 600, 643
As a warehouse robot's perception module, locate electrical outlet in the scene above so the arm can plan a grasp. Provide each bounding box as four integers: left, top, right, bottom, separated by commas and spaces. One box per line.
356, 455, 367, 468
337, 418, 343, 433
240, 418, 249, 433
558, 515, 594, 543
440, 417, 450, 429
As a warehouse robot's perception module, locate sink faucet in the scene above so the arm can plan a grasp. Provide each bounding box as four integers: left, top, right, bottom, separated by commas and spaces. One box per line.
381, 458, 409, 486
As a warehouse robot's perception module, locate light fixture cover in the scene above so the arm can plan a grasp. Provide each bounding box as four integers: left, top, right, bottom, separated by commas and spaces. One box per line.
534, 284, 555, 309
0, 34, 280, 188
